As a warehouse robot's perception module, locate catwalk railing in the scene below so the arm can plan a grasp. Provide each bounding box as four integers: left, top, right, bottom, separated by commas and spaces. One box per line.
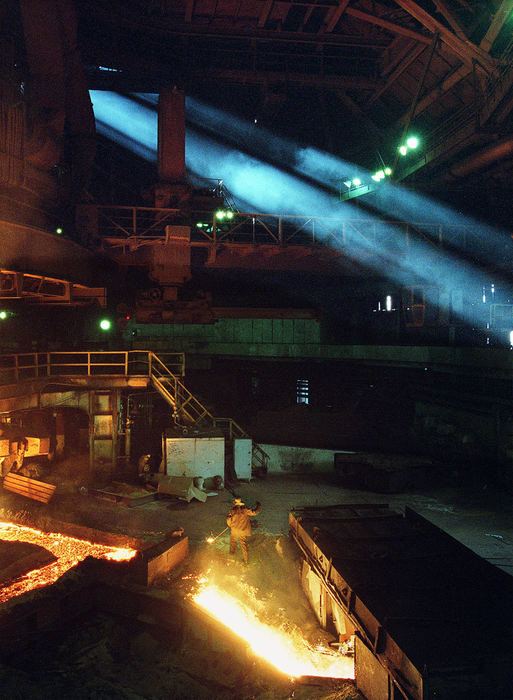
0, 350, 269, 477
0, 351, 185, 384
87, 205, 500, 260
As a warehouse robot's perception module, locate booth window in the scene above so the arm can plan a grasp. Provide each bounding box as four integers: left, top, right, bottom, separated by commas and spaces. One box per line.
296, 379, 309, 405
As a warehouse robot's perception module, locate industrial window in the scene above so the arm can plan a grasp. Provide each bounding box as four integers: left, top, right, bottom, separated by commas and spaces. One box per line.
374, 294, 395, 312
296, 379, 309, 405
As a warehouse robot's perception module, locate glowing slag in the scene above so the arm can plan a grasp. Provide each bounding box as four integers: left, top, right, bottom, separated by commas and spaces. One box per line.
0, 520, 137, 604
193, 581, 354, 679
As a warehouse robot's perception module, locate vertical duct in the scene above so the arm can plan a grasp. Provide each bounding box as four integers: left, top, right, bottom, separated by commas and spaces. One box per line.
158, 88, 186, 183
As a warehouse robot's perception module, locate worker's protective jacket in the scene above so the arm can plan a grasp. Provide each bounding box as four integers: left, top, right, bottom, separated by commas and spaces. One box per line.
226, 504, 262, 536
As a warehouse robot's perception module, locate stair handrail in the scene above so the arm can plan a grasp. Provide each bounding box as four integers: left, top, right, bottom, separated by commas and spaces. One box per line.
149, 355, 270, 475
213, 416, 269, 475
149, 351, 215, 427
0, 350, 186, 385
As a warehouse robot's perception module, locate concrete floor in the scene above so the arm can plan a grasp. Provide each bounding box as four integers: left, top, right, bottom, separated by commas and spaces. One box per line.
0, 468, 511, 700
178, 472, 513, 574
3, 467, 508, 575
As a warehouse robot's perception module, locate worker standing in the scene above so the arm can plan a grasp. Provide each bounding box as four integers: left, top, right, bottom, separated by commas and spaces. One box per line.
226, 497, 262, 564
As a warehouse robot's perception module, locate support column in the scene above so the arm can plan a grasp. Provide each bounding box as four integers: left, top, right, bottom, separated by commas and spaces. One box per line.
88, 389, 119, 482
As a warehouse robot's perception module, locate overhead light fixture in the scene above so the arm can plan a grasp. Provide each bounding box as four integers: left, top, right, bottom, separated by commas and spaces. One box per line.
352, 178, 362, 187
384, 167, 392, 176
398, 145, 407, 156
0, 310, 7, 320
215, 209, 234, 220
344, 180, 352, 188
406, 136, 419, 149
99, 319, 112, 331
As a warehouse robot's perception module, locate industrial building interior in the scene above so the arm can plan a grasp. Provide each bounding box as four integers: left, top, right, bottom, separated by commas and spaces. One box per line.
0, 1, 512, 699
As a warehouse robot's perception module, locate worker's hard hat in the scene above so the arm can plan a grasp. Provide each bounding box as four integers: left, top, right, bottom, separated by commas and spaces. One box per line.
233, 497, 244, 506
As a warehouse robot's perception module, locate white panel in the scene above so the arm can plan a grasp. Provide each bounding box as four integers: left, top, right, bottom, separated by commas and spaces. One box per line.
234, 438, 252, 480
165, 437, 224, 478
165, 438, 195, 476
194, 438, 225, 478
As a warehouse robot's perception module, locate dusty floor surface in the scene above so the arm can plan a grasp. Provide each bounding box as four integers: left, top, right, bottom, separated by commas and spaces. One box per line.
0, 459, 511, 698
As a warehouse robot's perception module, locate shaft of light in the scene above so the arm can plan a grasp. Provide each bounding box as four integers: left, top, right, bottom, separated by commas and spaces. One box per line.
89, 90, 512, 339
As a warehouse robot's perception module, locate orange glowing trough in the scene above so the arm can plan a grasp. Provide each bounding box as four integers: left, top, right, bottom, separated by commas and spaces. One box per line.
193, 578, 354, 680
0, 520, 137, 604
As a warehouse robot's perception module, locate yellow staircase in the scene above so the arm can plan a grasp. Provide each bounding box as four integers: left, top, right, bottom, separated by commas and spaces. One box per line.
149, 352, 269, 477
0, 350, 269, 478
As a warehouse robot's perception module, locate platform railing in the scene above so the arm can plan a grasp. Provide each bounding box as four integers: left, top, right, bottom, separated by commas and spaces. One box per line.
0, 349, 269, 477
149, 353, 269, 476
87, 204, 490, 253
0, 350, 185, 385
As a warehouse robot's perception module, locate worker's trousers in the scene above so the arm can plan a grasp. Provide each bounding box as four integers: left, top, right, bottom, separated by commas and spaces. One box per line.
229, 533, 248, 563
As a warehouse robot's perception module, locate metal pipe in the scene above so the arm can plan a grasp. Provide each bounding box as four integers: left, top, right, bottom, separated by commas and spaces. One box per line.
206, 527, 229, 543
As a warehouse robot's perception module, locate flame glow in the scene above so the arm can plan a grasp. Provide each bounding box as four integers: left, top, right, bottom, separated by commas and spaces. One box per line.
0, 520, 137, 604
193, 581, 354, 679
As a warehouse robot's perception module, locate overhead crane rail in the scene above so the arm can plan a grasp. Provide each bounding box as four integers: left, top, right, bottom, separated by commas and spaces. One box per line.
85, 204, 490, 257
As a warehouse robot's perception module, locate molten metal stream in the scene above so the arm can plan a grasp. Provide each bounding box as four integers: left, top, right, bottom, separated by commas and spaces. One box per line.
194, 580, 354, 679
0, 520, 137, 604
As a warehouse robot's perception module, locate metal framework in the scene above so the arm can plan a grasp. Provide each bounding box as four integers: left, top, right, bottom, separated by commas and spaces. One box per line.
88, 205, 495, 263
0, 350, 269, 475
0, 270, 107, 307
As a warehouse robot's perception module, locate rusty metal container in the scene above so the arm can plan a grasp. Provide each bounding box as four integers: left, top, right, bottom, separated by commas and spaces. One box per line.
289, 504, 513, 700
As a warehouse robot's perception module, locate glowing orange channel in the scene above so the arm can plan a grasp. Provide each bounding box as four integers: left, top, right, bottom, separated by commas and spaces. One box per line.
0, 520, 137, 604
193, 577, 354, 679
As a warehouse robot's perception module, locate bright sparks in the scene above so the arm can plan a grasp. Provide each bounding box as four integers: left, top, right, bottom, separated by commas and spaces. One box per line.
0, 521, 137, 604
193, 582, 354, 679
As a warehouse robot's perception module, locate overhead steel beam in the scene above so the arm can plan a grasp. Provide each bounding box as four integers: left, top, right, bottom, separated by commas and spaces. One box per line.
396, 3, 511, 125
324, 0, 350, 33
82, 16, 391, 50
365, 43, 426, 107
394, 0, 495, 71
184, 0, 195, 23
431, 0, 468, 41
381, 38, 416, 77
396, 63, 470, 124
258, 0, 274, 27
344, 7, 432, 45
335, 90, 384, 142
480, 0, 512, 53
187, 67, 380, 90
